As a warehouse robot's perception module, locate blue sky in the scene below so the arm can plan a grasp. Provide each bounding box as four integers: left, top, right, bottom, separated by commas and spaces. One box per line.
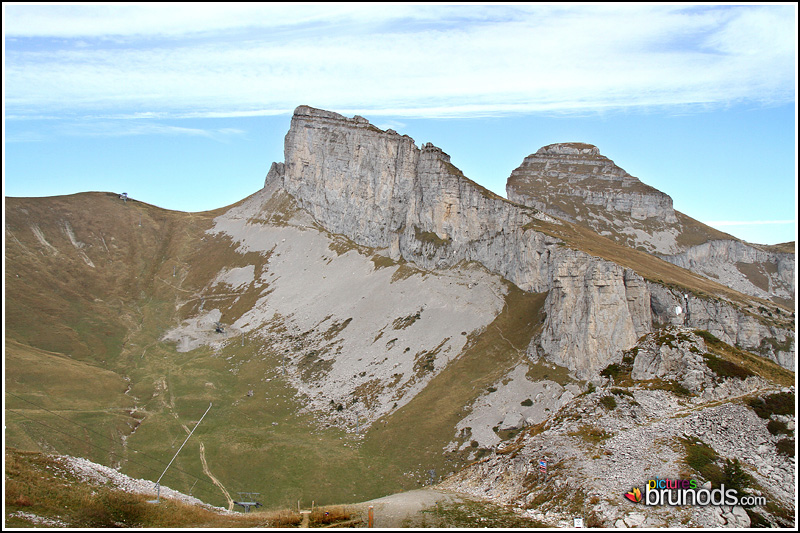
3, 3, 797, 245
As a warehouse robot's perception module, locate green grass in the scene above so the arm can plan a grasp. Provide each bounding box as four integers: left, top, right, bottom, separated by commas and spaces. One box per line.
5, 193, 401, 510
695, 330, 794, 387
568, 425, 612, 444
5, 189, 793, 520
413, 225, 450, 248
4, 193, 555, 510
702, 352, 755, 380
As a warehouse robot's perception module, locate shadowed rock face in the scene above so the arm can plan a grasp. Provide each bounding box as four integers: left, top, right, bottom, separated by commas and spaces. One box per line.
260, 106, 794, 376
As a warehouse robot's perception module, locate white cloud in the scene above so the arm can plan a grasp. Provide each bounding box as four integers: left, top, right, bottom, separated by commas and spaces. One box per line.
4, 4, 796, 119
5, 121, 246, 142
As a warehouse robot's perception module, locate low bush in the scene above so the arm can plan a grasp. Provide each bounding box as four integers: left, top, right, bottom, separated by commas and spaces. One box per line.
749, 392, 795, 419
599, 396, 617, 410
702, 353, 755, 380
776, 438, 794, 457
767, 419, 791, 436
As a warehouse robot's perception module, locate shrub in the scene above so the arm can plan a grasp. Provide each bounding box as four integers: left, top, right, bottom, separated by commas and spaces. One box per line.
683, 438, 755, 491
749, 392, 795, 419
600, 364, 621, 378
610, 388, 634, 398
776, 438, 795, 457
599, 396, 617, 410
521, 398, 533, 407
702, 353, 755, 380
683, 437, 724, 486
722, 459, 752, 494
694, 329, 721, 345
767, 419, 791, 436
654, 380, 692, 397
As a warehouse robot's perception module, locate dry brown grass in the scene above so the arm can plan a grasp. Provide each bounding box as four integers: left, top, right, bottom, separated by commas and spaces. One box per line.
309, 505, 355, 525
4, 448, 303, 528
524, 212, 794, 317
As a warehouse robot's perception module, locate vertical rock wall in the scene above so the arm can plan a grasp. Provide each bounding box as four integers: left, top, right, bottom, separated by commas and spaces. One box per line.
269, 106, 793, 376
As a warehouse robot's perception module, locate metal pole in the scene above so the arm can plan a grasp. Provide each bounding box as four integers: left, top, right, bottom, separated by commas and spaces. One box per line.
368, 505, 374, 528
154, 402, 212, 502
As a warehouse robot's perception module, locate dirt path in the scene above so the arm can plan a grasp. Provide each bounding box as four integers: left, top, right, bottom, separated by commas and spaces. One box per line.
352, 488, 465, 528
199, 441, 234, 511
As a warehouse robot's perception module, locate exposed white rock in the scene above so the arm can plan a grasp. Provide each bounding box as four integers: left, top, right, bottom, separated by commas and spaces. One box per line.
269, 107, 793, 376
661, 239, 795, 303
179, 182, 508, 428
448, 363, 580, 450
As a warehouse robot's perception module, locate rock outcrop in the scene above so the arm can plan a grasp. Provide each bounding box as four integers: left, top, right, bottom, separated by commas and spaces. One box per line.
648, 283, 795, 370
506, 143, 795, 305
659, 239, 795, 305
439, 373, 795, 528
263, 106, 793, 377
507, 143, 677, 225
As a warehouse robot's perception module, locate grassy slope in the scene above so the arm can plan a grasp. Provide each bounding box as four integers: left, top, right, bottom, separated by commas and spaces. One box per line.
4, 190, 792, 515
4, 448, 357, 528
4, 192, 546, 511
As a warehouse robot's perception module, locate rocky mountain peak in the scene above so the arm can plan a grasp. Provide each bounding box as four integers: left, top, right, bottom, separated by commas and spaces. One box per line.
506, 139, 794, 305
507, 142, 672, 218
262, 107, 794, 377
536, 142, 600, 156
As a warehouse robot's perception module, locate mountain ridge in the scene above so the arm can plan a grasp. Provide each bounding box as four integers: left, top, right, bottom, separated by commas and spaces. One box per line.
265, 105, 794, 375
4, 106, 796, 525
506, 141, 795, 306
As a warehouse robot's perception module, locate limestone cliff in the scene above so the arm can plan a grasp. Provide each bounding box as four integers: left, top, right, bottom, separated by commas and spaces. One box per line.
660, 239, 795, 307
265, 106, 793, 377
507, 143, 795, 305
507, 143, 677, 227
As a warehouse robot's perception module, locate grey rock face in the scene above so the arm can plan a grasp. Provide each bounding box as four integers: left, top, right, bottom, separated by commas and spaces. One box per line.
630, 327, 713, 393
648, 283, 795, 370
506, 143, 794, 306
507, 142, 677, 226
538, 257, 645, 378
276, 107, 653, 377
660, 239, 795, 303
267, 106, 793, 376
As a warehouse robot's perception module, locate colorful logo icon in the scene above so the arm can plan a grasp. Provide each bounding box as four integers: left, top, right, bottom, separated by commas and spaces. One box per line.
625, 487, 642, 503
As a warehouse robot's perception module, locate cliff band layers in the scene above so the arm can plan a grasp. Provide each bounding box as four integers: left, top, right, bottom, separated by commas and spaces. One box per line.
507, 143, 795, 305
265, 106, 794, 375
